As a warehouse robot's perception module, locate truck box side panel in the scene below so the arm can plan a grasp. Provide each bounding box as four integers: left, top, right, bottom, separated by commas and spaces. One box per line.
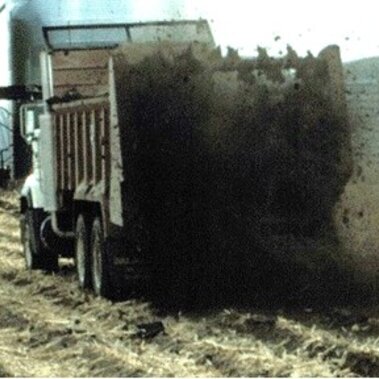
51, 50, 110, 98
52, 98, 110, 205
49, 49, 112, 207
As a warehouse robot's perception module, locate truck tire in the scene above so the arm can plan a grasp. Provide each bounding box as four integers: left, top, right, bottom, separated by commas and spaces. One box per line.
74, 214, 91, 289
21, 209, 59, 272
90, 217, 113, 298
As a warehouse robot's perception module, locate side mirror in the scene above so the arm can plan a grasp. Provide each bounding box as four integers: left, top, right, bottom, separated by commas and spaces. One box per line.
20, 103, 43, 143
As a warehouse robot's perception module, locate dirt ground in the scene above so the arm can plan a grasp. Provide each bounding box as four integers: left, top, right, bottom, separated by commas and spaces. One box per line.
1, 190, 379, 377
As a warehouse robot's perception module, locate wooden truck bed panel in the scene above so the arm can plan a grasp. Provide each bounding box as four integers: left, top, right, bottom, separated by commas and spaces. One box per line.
52, 50, 111, 98
52, 98, 110, 200
50, 47, 113, 203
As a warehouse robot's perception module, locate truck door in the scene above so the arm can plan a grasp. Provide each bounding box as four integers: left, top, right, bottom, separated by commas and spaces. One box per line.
20, 103, 44, 180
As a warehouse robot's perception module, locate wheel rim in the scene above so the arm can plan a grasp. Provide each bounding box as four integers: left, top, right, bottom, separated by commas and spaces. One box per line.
92, 226, 103, 295
76, 231, 86, 287
75, 216, 90, 289
24, 221, 33, 269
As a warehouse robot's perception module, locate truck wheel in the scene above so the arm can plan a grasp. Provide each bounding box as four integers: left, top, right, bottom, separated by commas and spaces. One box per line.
22, 209, 59, 272
90, 217, 113, 298
75, 214, 91, 289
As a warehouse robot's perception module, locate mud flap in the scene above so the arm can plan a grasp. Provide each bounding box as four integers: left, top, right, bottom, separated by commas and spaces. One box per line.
103, 238, 150, 299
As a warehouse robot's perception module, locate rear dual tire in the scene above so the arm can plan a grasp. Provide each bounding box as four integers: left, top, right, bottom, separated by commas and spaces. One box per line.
90, 217, 113, 298
75, 215, 113, 298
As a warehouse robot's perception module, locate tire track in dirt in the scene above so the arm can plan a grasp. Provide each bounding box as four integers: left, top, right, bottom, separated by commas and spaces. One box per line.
0, 271, 224, 376
0, 198, 222, 376
2, 189, 379, 376
211, 310, 379, 377
2, 265, 352, 377
156, 316, 350, 377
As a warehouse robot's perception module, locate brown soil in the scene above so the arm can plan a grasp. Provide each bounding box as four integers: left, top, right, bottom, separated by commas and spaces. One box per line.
0, 190, 379, 377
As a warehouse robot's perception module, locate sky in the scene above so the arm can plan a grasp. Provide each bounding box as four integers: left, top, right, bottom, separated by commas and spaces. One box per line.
180, 0, 379, 62
0, 0, 377, 160
2, 0, 379, 63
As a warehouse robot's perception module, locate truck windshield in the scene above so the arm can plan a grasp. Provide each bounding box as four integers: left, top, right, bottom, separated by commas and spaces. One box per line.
43, 20, 215, 50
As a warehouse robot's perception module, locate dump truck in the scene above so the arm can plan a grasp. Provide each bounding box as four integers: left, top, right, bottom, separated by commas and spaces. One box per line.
6, 19, 359, 300
17, 20, 220, 298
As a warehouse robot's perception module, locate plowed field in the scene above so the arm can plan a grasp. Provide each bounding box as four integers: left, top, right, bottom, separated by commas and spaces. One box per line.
0, 190, 379, 377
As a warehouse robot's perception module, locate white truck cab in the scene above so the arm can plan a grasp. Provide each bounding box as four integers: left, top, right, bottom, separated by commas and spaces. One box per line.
19, 103, 45, 209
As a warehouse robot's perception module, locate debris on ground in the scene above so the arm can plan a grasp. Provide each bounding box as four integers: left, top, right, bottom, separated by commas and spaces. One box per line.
135, 321, 165, 339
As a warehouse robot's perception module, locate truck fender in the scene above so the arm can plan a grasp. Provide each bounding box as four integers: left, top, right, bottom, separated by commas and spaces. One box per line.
20, 174, 45, 210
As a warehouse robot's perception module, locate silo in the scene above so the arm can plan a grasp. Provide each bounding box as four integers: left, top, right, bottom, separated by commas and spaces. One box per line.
0, 2, 12, 183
